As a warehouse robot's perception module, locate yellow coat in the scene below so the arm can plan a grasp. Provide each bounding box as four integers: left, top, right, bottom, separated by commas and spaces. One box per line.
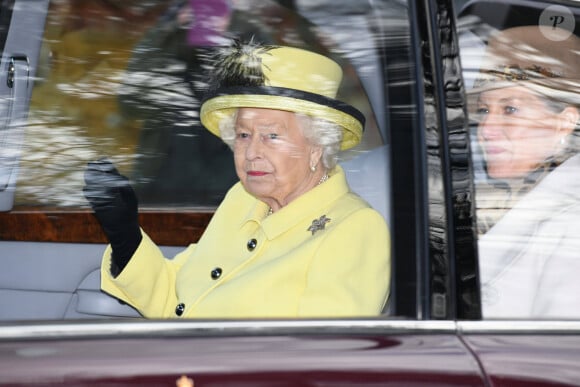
101, 166, 391, 318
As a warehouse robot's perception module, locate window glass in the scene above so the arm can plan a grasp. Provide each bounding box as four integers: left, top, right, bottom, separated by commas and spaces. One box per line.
457, 0, 580, 319
16, 0, 388, 209
1, 0, 419, 321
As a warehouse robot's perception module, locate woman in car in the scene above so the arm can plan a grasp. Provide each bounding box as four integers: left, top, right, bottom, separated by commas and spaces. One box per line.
83, 41, 391, 319
471, 26, 580, 318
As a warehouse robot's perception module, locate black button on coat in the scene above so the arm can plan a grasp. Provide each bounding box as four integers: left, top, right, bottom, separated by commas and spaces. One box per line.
247, 238, 257, 251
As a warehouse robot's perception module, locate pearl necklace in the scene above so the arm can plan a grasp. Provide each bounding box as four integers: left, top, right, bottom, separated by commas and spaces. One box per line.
268, 173, 328, 216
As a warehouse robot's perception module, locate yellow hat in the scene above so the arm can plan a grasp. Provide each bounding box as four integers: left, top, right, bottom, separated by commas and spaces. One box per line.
200, 41, 365, 150
469, 26, 580, 107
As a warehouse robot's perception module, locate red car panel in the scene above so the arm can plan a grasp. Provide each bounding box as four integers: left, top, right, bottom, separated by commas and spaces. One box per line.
0, 321, 485, 386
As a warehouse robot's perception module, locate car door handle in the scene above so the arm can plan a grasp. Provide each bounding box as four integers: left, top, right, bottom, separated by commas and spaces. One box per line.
0, 56, 29, 208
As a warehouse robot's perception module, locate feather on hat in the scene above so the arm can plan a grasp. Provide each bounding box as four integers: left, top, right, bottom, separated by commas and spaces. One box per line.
200, 39, 365, 150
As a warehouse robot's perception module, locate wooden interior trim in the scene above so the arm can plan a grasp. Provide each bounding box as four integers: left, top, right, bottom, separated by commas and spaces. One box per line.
0, 207, 214, 246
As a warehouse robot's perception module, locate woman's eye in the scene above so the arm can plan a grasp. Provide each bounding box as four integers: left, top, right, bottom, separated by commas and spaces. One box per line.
504, 105, 518, 114
472, 107, 488, 121
236, 132, 250, 139
267, 133, 279, 140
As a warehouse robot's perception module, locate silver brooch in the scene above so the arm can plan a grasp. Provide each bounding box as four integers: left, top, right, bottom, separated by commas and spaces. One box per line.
307, 215, 331, 235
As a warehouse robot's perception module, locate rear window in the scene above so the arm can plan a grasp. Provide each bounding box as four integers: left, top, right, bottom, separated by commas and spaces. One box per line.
457, 0, 580, 319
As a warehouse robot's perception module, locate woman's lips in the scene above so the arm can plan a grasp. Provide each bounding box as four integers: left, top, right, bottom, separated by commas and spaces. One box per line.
247, 171, 268, 177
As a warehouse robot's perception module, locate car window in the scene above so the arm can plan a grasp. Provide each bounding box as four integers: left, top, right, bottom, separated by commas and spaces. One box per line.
0, 0, 421, 321
0, 0, 403, 244
457, 0, 580, 319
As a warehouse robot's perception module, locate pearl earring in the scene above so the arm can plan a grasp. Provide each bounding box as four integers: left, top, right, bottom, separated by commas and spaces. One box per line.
310, 165, 316, 172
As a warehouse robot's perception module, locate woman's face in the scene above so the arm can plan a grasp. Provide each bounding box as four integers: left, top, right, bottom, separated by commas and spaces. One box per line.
233, 108, 323, 208
476, 85, 570, 179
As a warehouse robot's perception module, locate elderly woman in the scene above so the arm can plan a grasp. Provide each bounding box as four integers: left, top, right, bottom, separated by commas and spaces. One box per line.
84, 41, 390, 318
469, 26, 580, 318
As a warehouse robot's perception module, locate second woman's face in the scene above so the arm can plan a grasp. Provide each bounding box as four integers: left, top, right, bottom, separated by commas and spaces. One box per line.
476, 85, 566, 179
233, 108, 322, 208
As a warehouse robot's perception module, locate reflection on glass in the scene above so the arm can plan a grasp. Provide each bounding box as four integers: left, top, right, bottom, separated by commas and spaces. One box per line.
17, 0, 384, 208
17, 1, 164, 206
462, 20, 580, 318
0, 0, 415, 322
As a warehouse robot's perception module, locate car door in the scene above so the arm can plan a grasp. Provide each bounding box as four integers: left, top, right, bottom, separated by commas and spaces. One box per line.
455, 0, 580, 385
0, 0, 413, 319
0, 0, 482, 320
0, 0, 487, 385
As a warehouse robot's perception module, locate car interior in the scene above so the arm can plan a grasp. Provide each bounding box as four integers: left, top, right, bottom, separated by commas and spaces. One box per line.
0, 0, 399, 321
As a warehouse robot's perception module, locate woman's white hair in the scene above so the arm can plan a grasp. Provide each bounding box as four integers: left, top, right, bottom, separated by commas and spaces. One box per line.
218, 109, 343, 170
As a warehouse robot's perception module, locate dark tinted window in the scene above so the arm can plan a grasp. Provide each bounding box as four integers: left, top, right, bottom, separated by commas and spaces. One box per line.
457, 0, 580, 319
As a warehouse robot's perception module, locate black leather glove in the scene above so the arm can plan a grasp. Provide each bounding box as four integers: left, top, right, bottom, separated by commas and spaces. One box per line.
83, 159, 142, 276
